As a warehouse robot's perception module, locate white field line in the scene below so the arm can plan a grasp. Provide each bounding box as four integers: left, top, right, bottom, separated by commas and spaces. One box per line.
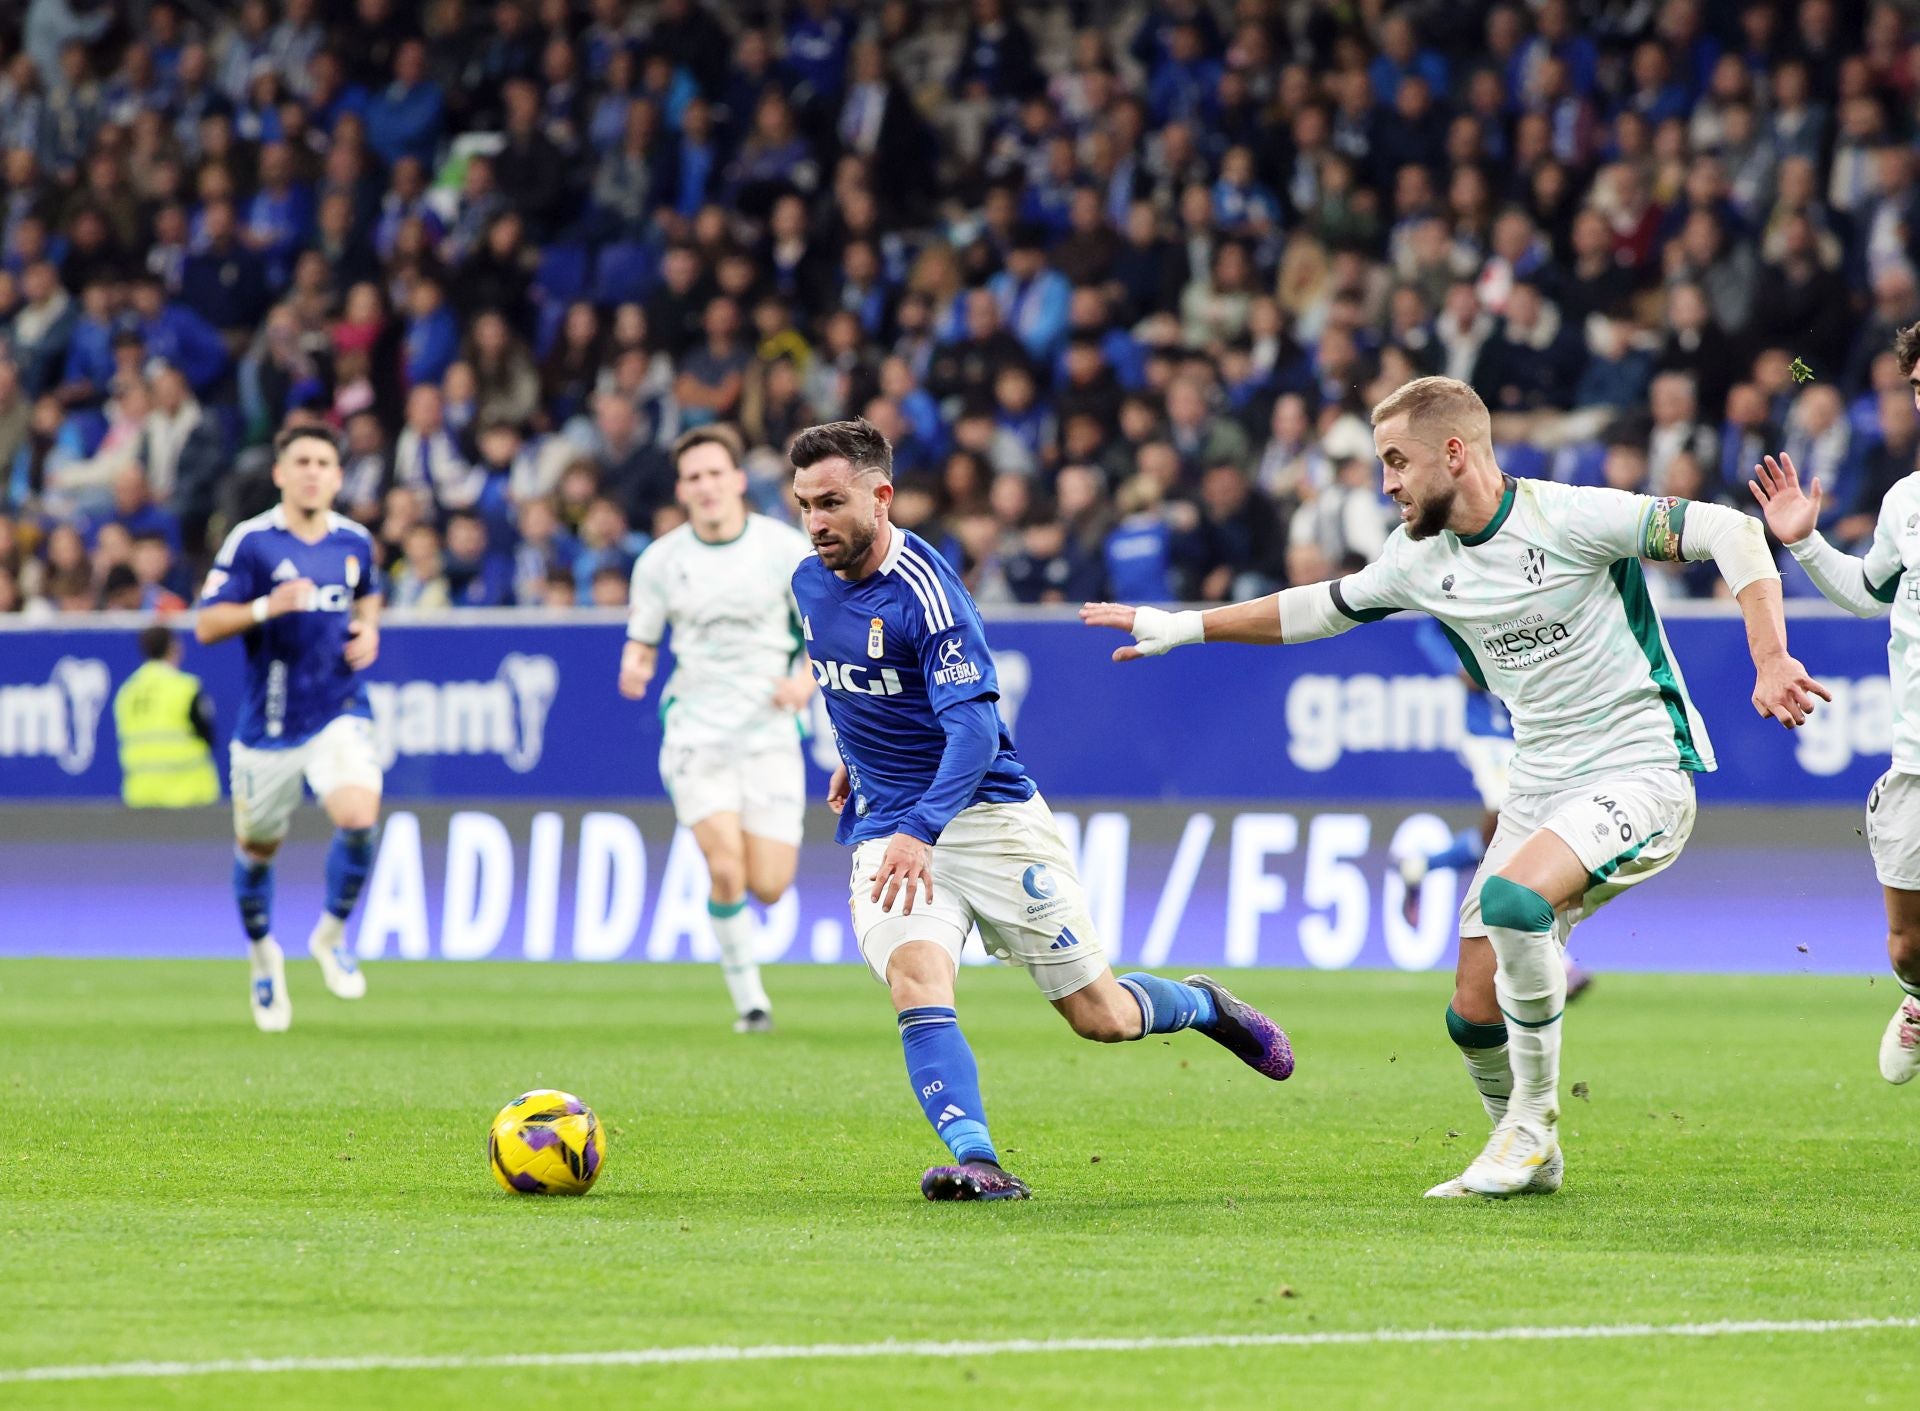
1, 1316, 1915, 1385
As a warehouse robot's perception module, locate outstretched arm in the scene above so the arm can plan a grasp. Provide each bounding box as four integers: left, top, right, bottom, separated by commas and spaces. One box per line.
1079, 581, 1370, 661
1751, 452, 1899, 618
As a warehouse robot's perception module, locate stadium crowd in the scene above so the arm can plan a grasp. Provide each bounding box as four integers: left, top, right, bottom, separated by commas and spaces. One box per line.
0, 0, 1909, 616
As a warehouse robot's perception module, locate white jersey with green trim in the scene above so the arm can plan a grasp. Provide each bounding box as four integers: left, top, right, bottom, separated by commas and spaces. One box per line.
1326, 476, 1714, 794
627, 514, 814, 750
1791, 472, 1920, 774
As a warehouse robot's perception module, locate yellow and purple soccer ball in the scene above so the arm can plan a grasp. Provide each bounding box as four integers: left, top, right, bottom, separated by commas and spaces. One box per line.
488, 1089, 605, 1195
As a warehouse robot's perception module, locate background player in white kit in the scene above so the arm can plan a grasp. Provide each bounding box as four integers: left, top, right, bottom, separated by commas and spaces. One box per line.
620, 426, 815, 1033
196, 426, 384, 1031
1751, 324, 1920, 1084
1086, 377, 1826, 1197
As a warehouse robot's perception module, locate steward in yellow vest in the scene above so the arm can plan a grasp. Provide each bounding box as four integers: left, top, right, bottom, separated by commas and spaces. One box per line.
115, 626, 219, 807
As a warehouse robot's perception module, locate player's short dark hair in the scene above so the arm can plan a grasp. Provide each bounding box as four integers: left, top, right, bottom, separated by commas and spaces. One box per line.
672, 424, 743, 472
1896, 321, 1920, 379
138, 624, 175, 660
273, 424, 340, 459
789, 418, 893, 480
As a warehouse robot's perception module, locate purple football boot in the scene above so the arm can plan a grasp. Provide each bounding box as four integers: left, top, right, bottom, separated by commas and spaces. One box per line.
1184, 974, 1295, 1080
921, 1160, 1031, 1202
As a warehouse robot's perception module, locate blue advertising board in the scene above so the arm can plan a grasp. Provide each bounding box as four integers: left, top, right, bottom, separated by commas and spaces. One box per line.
0, 802, 1886, 975
0, 605, 1897, 804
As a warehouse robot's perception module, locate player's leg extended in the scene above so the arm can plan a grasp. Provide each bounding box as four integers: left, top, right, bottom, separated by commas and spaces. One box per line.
691, 813, 775, 1029
889, 941, 1027, 1201
1878, 885, 1920, 1084
984, 794, 1292, 1077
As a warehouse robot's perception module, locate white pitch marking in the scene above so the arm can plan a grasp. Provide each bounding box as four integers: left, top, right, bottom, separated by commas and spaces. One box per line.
2, 1316, 1915, 1385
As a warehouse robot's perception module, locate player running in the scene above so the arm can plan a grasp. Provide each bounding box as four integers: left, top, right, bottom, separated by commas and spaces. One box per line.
1750, 330, 1920, 1084
620, 426, 815, 1034
195, 426, 384, 1032
790, 418, 1292, 1202
1085, 376, 1824, 1197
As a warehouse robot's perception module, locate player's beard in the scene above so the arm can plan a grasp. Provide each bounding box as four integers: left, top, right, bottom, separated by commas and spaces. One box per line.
1406, 485, 1455, 541
816, 518, 876, 571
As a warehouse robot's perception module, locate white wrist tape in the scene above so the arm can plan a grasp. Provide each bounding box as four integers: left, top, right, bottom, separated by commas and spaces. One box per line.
1130, 605, 1205, 656
250, 596, 270, 623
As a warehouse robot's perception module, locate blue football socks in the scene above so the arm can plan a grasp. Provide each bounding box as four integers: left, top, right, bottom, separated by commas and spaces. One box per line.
233, 850, 274, 941
1116, 972, 1218, 1034
324, 827, 376, 920
897, 1006, 998, 1165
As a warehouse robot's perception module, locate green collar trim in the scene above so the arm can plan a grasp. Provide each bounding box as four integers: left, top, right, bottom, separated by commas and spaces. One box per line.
1457, 478, 1516, 547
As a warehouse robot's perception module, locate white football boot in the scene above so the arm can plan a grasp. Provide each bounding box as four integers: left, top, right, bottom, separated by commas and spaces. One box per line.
249, 938, 292, 1032
1425, 1145, 1562, 1198
309, 915, 367, 1000
1447, 1112, 1561, 1197
1878, 995, 1920, 1084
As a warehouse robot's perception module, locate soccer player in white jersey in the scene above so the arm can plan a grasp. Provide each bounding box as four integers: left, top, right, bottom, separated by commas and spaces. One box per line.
196, 426, 384, 1032
620, 426, 815, 1033
1750, 327, 1920, 1083
1085, 376, 1827, 1197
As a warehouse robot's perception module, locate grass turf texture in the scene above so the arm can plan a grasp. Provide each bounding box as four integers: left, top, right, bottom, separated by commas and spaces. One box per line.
0, 959, 1914, 1411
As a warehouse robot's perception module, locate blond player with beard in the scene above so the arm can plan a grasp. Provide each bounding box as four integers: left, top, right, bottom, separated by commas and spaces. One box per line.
1085, 376, 1827, 1197
619, 426, 814, 1032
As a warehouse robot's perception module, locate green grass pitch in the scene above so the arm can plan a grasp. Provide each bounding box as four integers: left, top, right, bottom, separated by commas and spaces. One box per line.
1, 958, 1915, 1410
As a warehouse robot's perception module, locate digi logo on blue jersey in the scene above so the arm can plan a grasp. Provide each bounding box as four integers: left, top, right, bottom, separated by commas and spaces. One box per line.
811, 660, 905, 696
1021, 863, 1057, 900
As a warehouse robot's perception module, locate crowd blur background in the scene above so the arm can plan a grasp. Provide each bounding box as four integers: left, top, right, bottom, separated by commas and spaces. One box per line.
0, 0, 1907, 618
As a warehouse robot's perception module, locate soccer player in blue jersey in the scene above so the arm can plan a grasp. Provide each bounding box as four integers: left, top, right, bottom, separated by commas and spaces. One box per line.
789, 419, 1294, 1202
195, 426, 384, 1031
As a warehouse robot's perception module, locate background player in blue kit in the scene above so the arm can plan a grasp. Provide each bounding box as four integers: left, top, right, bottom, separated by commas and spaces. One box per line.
789, 419, 1294, 1202
196, 426, 385, 1032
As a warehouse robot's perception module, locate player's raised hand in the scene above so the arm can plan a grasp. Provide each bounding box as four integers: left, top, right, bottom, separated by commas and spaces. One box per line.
1748, 453, 1822, 546
1079, 602, 1203, 661
343, 619, 379, 670
871, 831, 933, 915
826, 764, 851, 814
1751, 652, 1831, 729
265, 577, 315, 618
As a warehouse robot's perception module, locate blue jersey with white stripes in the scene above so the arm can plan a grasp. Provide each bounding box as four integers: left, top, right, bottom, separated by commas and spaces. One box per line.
199, 506, 381, 748
793, 527, 1033, 845
1414, 617, 1511, 738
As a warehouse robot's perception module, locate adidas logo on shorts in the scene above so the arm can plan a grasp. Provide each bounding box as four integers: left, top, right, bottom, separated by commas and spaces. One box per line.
1049, 928, 1081, 951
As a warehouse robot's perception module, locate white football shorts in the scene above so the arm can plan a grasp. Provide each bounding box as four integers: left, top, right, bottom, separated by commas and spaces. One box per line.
660, 736, 806, 846
847, 792, 1107, 1000
1866, 770, 1920, 891
1460, 766, 1696, 941
229, 713, 384, 844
